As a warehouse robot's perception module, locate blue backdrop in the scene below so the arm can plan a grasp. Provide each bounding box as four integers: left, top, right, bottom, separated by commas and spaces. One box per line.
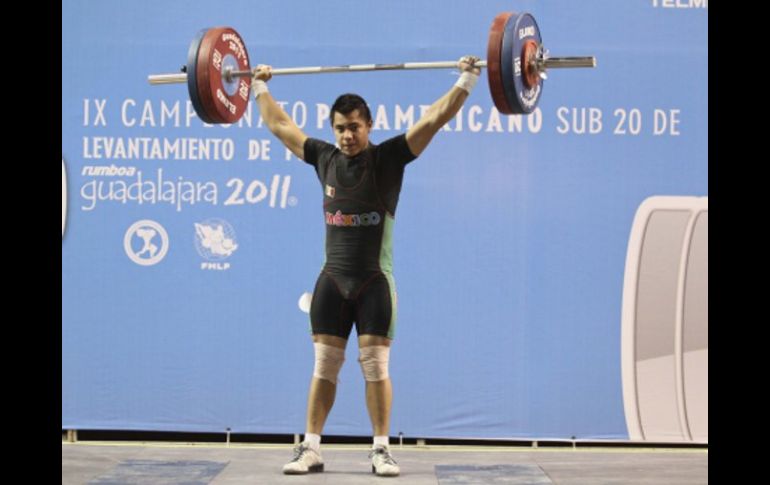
62, 0, 708, 440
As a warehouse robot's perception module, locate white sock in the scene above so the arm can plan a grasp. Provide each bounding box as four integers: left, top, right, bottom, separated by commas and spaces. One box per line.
304, 433, 321, 452
373, 435, 389, 448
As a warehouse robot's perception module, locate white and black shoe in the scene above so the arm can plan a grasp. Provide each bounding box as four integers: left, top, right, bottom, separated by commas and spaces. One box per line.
282, 443, 324, 474
369, 445, 400, 477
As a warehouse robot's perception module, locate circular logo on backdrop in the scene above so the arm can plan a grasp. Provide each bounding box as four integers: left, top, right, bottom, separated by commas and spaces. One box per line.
194, 218, 238, 261
124, 220, 169, 266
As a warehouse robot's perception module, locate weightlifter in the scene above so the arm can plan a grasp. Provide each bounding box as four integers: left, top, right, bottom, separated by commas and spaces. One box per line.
252, 55, 481, 477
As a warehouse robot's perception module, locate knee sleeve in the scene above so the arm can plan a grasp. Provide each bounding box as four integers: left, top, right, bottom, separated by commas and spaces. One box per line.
358, 345, 390, 382
313, 343, 345, 384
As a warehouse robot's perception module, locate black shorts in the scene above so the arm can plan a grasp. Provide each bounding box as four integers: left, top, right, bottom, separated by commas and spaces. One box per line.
309, 270, 397, 340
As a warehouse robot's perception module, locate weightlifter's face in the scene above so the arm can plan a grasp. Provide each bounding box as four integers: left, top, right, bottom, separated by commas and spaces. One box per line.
332, 110, 372, 157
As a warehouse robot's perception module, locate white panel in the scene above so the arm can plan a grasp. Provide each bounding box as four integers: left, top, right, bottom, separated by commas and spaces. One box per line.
683, 212, 708, 442
636, 209, 689, 441
684, 349, 708, 442
636, 355, 686, 442
621, 196, 708, 443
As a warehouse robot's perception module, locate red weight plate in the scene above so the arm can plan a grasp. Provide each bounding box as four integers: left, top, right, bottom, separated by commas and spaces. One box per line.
195, 28, 225, 123
486, 12, 514, 115
187, 28, 217, 124
196, 27, 251, 124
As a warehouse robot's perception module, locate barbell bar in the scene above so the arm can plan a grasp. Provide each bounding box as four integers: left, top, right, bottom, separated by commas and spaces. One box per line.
148, 12, 596, 123
149, 57, 596, 85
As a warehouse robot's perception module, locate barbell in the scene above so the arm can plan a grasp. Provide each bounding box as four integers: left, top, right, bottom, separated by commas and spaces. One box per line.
148, 12, 596, 124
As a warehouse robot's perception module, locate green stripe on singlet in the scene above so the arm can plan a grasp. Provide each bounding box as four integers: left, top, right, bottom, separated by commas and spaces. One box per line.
379, 215, 398, 339
308, 256, 326, 335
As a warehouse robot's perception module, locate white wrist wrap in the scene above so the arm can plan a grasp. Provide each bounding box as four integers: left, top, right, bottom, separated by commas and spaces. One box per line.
454, 71, 479, 93
252, 80, 269, 99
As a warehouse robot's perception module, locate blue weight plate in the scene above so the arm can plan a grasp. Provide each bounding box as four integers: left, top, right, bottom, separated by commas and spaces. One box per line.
500, 13, 543, 114
187, 28, 216, 123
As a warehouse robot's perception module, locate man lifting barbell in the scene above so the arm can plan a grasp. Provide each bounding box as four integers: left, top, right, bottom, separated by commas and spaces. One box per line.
253, 56, 481, 477
146, 11, 595, 477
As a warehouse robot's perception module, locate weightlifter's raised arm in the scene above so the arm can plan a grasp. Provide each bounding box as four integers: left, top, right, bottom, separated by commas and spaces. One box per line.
405, 55, 481, 157
251, 64, 308, 160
